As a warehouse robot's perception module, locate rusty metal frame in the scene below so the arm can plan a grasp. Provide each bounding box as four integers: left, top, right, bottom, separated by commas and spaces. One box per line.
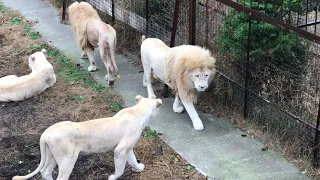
215, 0, 320, 44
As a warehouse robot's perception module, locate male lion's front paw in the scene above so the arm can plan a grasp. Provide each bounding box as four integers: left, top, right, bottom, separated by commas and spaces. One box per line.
193, 120, 204, 131
88, 65, 97, 72
132, 163, 145, 172
173, 106, 184, 113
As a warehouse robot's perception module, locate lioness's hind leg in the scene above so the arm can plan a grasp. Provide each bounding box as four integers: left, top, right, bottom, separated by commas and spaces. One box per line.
40, 148, 57, 180
127, 149, 144, 172
56, 155, 78, 180
84, 48, 97, 72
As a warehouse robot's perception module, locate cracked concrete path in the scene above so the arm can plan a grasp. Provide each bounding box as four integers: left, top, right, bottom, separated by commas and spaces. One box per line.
0, 0, 308, 179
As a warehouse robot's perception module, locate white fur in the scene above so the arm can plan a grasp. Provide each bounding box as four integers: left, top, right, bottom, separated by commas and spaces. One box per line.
12, 95, 162, 180
141, 36, 216, 131
68, 1, 120, 86
0, 49, 56, 102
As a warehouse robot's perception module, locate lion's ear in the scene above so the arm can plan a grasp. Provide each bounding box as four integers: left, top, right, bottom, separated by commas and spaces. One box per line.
41, 49, 47, 55
155, 99, 162, 108
29, 55, 35, 61
135, 95, 144, 104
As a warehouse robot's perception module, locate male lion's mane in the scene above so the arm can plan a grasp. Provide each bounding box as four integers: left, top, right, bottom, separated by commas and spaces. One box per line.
166, 45, 216, 103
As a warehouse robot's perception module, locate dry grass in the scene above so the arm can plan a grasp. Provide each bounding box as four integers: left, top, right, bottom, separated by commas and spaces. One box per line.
0, 4, 206, 180
82, 5, 320, 180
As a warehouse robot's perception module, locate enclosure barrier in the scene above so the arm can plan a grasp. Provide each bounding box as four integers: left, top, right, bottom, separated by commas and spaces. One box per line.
62, 0, 320, 168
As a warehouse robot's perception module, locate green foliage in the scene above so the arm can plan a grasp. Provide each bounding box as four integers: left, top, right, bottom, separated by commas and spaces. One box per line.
142, 129, 157, 138
10, 17, 22, 25
110, 103, 123, 112
71, 95, 86, 103
215, 1, 308, 72
0, 4, 7, 13
24, 25, 39, 40
238, 0, 304, 18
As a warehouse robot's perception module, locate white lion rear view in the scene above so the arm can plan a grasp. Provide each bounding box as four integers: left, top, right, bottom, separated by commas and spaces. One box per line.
68, 1, 119, 86
0, 49, 56, 102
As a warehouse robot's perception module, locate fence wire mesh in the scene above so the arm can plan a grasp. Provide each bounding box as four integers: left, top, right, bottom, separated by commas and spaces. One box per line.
62, 0, 320, 167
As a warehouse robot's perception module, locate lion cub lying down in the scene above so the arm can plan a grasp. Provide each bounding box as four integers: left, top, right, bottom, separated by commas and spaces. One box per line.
0, 49, 56, 102
12, 95, 162, 180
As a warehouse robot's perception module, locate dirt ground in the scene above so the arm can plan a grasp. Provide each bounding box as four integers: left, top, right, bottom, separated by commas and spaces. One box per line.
96, 6, 320, 180
0, 5, 206, 180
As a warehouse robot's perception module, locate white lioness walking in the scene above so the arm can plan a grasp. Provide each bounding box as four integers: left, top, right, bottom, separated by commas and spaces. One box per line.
68, 1, 119, 86
141, 36, 216, 131
0, 49, 56, 102
12, 95, 162, 180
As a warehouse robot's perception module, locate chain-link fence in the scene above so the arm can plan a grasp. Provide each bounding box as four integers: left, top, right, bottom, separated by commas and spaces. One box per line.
62, 0, 320, 168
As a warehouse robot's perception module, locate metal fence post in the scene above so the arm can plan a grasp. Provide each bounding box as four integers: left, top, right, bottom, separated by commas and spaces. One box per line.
205, 0, 209, 47
189, 0, 196, 45
170, 0, 180, 47
313, 101, 320, 167
62, 0, 67, 21
146, 0, 149, 36
244, 13, 252, 120
111, 0, 115, 23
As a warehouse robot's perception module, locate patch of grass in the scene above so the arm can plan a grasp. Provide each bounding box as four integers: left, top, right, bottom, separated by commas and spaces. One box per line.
110, 103, 123, 112
10, 17, 22, 25
28, 44, 39, 52
170, 155, 179, 163
24, 25, 39, 40
143, 129, 157, 138
30, 44, 105, 92
71, 95, 86, 103
0, 4, 7, 13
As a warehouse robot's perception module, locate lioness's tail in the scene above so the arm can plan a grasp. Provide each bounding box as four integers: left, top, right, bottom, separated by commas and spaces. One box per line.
141, 35, 146, 44
12, 137, 47, 180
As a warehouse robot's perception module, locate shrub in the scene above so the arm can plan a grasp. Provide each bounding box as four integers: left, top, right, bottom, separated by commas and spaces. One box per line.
215, 0, 308, 74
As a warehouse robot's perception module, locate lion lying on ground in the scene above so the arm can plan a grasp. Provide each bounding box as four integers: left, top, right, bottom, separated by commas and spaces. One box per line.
68, 1, 119, 86
12, 95, 162, 180
0, 49, 56, 102
141, 36, 216, 131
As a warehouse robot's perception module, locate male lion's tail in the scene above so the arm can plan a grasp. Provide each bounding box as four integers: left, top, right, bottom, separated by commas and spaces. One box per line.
110, 36, 120, 79
141, 35, 146, 45
12, 137, 47, 180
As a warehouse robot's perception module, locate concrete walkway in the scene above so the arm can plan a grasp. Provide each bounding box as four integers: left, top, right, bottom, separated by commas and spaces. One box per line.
0, 0, 307, 179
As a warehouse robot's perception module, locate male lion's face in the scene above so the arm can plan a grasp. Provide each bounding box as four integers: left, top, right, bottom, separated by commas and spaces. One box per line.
190, 67, 214, 92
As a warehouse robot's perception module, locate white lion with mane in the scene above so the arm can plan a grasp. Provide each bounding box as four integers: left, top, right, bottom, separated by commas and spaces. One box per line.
12, 95, 162, 180
141, 36, 216, 130
0, 49, 56, 102
68, 1, 119, 86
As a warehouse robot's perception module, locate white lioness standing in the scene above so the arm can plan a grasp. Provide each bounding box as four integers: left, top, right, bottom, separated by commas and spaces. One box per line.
0, 49, 56, 102
12, 95, 162, 180
68, 1, 119, 86
141, 36, 216, 131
